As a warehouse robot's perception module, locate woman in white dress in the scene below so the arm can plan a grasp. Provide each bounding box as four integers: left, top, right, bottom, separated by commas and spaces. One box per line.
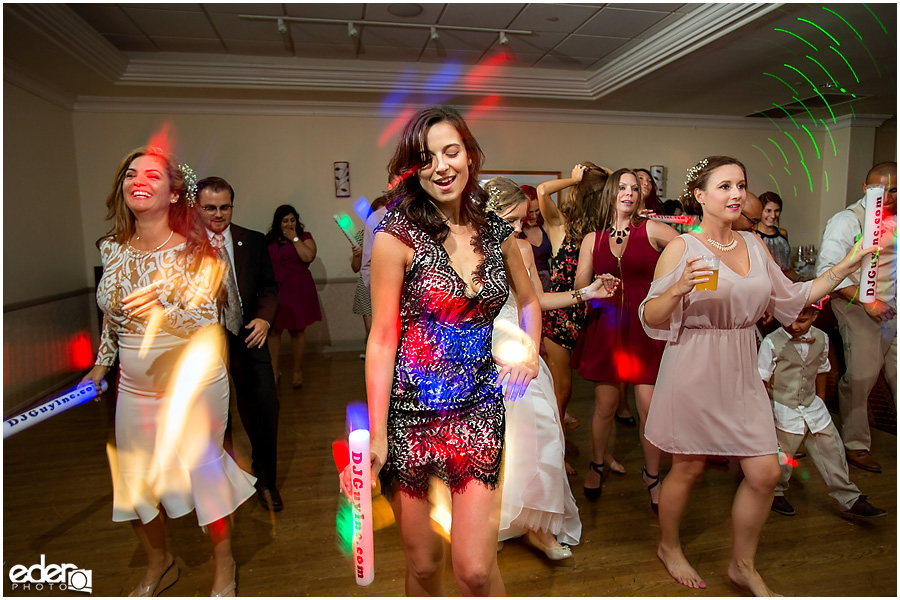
484, 177, 619, 559
83, 146, 256, 597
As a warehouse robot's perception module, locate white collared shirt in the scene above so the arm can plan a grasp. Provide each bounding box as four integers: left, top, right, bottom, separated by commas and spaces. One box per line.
815, 196, 897, 308
758, 330, 833, 434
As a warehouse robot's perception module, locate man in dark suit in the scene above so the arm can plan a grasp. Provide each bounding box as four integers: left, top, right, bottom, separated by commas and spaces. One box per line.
197, 176, 283, 512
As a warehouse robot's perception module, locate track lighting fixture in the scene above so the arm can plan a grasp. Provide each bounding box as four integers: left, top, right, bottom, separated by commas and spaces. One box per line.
348, 22, 359, 38
499, 31, 509, 46
430, 26, 439, 41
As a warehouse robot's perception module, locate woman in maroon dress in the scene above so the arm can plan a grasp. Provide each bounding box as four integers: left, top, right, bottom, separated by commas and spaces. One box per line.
266, 204, 322, 388
573, 169, 677, 506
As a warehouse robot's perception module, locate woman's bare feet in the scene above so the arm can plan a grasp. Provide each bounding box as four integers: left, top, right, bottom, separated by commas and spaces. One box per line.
565, 461, 577, 476
728, 561, 780, 597
657, 544, 706, 589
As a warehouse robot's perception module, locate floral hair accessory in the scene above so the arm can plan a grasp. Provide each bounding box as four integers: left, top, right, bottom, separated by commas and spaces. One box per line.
485, 184, 504, 212
180, 163, 198, 207
681, 158, 709, 199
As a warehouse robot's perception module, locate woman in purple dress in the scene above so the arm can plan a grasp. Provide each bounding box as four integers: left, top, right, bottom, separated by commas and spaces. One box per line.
572, 169, 677, 505
266, 205, 322, 388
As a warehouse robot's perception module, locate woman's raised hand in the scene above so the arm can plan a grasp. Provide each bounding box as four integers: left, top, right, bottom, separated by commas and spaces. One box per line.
571, 163, 588, 182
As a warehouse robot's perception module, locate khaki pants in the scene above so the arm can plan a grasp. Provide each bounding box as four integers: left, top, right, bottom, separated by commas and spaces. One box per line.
832, 299, 897, 451
776, 422, 860, 511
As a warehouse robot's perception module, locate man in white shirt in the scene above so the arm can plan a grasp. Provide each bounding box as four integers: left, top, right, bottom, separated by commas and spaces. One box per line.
815, 162, 897, 473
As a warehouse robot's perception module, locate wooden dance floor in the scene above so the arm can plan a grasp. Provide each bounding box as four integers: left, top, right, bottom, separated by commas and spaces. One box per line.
3, 351, 896, 596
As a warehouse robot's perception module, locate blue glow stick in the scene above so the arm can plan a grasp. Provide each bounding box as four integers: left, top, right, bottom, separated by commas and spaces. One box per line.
3, 380, 108, 439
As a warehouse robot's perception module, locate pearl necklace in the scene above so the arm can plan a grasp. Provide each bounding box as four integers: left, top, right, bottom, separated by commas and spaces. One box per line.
706, 233, 738, 252
126, 230, 174, 258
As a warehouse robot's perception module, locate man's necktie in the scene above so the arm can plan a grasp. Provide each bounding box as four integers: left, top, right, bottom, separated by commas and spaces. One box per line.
212, 233, 242, 336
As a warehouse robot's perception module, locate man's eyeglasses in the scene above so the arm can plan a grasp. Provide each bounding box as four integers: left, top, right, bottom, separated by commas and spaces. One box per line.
201, 204, 233, 214
741, 212, 761, 227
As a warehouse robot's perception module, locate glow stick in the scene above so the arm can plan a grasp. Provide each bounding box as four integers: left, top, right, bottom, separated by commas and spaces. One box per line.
646, 214, 698, 225
860, 184, 885, 304
333, 213, 360, 247
4, 380, 108, 439
348, 428, 374, 586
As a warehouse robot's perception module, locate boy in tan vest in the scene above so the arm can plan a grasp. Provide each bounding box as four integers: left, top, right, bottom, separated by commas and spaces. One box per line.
757, 300, 886, 520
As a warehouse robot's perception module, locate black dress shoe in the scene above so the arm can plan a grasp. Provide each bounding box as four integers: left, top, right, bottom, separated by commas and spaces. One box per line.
771, 495, 795, 516
614, 414, 637, 427
841, 495, 887, 520
257, 486, 284, 512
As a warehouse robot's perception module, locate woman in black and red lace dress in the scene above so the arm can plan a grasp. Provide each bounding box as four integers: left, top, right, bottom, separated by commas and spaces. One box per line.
366, 106, 540, 595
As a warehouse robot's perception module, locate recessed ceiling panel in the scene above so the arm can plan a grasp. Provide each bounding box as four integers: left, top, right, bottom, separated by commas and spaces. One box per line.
509, 4, 599, 34
208, 12, 279, 41
69, 5, 143, 36
364, 3, 445, 25
203, 4, 284, 16
122, 7, 218, 38
226, 40, 293, 57
554, 34, 629, 59
105, 33, 158, 53
283, 3, 366, 20
439, 3, 526, 29
150, 37, 225, 53
577, 7, 669, 38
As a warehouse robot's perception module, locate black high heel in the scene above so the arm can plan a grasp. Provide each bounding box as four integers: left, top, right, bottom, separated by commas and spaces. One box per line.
642, 466, 660, 514
583, 461, 605, 500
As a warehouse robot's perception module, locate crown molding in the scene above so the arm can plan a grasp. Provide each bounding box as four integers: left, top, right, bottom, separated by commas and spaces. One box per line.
586, 3, 784, 98
71, 95, 794, 130
3, 59, 76, 110
118, 57, 591, 100
5, 4, 127, 83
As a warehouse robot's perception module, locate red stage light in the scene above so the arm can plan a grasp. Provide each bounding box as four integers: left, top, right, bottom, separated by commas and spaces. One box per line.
69, 332, 94, 370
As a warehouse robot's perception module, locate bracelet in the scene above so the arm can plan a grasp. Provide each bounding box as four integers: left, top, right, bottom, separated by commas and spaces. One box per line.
573, 288, 584, 304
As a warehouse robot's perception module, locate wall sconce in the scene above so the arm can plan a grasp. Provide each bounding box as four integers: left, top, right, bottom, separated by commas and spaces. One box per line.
334, 161, 350, 197
650, 165, 666, 198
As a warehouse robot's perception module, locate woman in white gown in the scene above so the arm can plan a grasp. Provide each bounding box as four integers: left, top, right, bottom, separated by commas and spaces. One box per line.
83, 146, 256, 597
484, 177, 619, 559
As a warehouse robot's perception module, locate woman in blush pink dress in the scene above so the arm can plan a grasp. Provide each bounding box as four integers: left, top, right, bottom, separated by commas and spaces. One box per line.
640, 156, 879, 596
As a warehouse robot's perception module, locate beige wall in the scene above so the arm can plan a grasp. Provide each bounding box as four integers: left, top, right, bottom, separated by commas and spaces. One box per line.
3, 83, 86, 304
70, 110, 880, 289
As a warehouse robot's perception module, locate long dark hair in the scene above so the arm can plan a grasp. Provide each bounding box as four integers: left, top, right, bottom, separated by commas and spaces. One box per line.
98, 145, 213, 264
266, 204, 305, 244
384, 106, 488, 243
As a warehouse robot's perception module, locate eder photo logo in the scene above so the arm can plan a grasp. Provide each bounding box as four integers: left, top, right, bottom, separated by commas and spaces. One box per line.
8, 555, 92, 593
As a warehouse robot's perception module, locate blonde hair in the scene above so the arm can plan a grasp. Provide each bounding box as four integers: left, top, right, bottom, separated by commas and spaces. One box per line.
483, 176, 527, 215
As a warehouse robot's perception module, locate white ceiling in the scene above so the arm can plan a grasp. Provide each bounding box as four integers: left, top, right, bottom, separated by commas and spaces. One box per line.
4, 3, 897, 120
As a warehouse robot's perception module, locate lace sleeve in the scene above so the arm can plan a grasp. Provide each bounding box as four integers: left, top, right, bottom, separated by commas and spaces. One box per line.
95, 240, 119, 366
155, 252, 223, 337
96, 313, 119, 366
